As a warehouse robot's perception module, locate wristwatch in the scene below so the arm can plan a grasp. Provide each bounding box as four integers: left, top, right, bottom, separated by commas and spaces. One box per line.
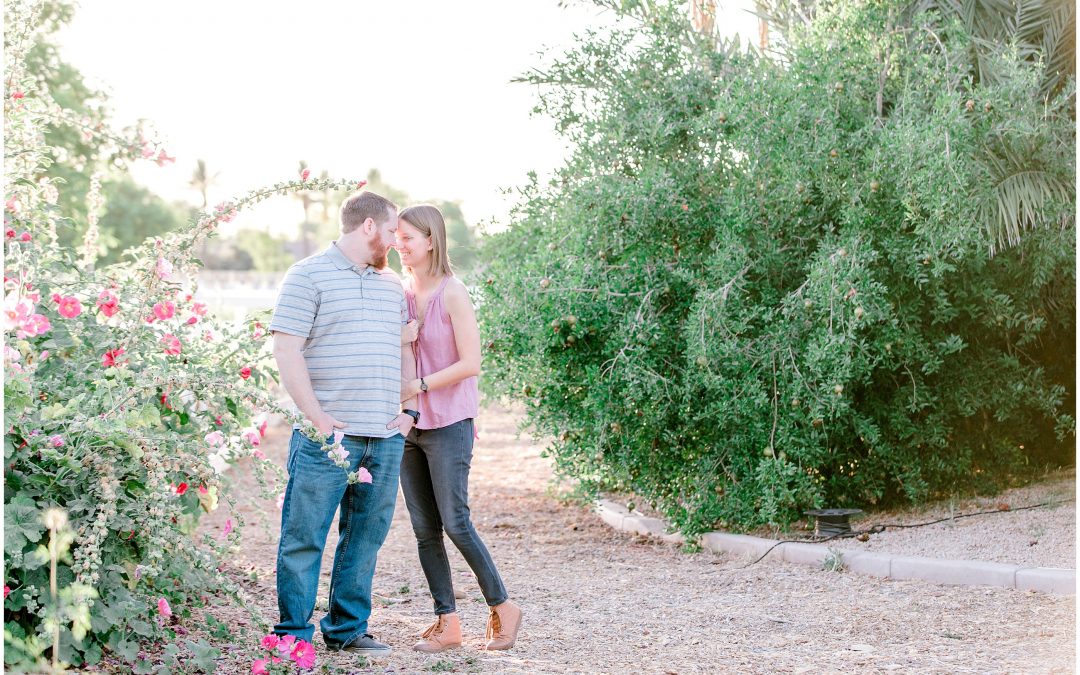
419, 377, 429, 393
402, 409, 420, 423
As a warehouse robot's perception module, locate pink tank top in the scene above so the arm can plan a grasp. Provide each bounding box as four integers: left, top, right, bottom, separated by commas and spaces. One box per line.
406, 276, 479, 430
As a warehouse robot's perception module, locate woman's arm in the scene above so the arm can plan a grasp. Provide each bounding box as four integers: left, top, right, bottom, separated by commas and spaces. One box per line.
400, 279, 480, 401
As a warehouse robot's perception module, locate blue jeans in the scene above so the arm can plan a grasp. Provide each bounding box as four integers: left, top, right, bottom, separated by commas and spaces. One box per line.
275, 429, 404, 645
400, 419, 508, 615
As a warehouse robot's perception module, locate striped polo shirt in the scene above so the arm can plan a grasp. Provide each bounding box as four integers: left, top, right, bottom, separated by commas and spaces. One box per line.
269, 242, 407, 438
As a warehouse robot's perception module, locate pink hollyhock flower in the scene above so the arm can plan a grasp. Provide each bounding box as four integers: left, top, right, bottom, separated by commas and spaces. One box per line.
357, 467, 373, 484
38, 350, 48, 361
276, 634, 296, 655
102, 348, 125, 367
4, 293, 33, 331
48, 435, 64, 448
220, 519, 233, 539
198, 485, 208, 495
3, 585, 10, 598
214, 415, 223, 426
203, 329, 215, 342
157, 597, 171, 618
152, 301, 175, 320
192, 302, 208, 316
251, 658, 268, 675
204, 431, 225, 447
175, 482, 189, 495
140, 141, 155, 159
96, 290, 120, 317
185, 316, 198, 325
19, 232, 30, 242
156, 257, 173, 279
160, 333, 182, 355
258, 419, 268, 437
241, 429, 261, 447
252, 449, 266, 460
300, 168, 310, 181
240, 366, 252, 380
357, 180, 368, 189
290, 639, 316, 669
57, 296, 82, 318
20, 313, 51, 338
271, 657, 281, 664
155, 149, 175, 166
50, 293, 61, 303
261, 634, 280, 650
5, 228, 15, 239
213, 203, 237, 223
11, 91, 23, 100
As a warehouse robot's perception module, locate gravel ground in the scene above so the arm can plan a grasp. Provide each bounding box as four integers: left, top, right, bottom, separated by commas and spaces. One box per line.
820, 469, 1075, 568
176, 405, 1074, 674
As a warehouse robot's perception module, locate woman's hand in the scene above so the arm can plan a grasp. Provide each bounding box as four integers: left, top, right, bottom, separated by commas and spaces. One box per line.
401, 319, 419, 345
400, 377, 421, 402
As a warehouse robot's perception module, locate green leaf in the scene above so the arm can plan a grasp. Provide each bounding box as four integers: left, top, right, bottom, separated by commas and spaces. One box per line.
4, 496, 42, 552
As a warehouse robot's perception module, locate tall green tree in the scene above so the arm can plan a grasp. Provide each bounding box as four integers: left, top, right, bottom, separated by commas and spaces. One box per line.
95, 176, 193, 265
480, 0, 1074, 533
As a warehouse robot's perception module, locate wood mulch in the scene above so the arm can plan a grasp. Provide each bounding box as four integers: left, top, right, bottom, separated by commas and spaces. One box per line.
166, 405, 1077, 674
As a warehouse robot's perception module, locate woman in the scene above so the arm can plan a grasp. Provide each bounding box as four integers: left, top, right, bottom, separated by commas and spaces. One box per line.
395, 204, 522, 653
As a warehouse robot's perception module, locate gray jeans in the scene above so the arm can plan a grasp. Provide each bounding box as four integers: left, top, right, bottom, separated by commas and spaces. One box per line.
400, 418, 508, 615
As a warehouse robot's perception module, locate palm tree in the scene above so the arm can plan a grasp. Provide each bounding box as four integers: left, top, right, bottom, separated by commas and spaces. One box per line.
754, 0, 1075, 254
188, 159, 218, 210
914, 0, 1075, 253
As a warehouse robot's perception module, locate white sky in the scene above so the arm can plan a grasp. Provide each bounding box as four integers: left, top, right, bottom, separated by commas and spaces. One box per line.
55, 1, 759, 237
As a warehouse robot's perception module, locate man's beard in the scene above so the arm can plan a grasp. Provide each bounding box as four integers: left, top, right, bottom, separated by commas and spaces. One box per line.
367, 236, 389, 269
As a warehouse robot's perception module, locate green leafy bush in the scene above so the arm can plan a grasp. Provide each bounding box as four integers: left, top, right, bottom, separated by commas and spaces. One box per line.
479, 1, 1074, 534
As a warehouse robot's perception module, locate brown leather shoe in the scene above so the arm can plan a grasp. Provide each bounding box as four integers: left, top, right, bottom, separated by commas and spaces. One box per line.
483, 601, 522, 650
413, 613, 462, 653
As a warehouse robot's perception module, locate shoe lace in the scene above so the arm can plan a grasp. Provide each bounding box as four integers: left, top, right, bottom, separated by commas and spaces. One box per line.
486, 607, 502, 640
421, 618, 444, 640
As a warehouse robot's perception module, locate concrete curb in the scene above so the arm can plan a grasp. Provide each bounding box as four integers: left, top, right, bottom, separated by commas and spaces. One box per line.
594, 499, 1076, 595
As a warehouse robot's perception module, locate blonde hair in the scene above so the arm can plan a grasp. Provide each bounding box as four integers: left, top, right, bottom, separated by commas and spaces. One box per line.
399, 204, 453, 277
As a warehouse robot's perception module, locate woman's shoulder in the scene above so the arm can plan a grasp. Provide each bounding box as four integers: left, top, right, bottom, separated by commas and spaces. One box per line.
441, 277, 473, 309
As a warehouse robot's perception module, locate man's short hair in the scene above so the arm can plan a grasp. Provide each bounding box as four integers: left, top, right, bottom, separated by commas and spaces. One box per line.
340, 191, 397, 233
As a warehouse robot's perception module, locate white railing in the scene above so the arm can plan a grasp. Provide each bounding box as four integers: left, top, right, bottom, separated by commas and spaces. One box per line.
195, 271, 284, 321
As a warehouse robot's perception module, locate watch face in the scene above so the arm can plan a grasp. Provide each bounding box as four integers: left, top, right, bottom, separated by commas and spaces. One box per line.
420, 380, 428, 391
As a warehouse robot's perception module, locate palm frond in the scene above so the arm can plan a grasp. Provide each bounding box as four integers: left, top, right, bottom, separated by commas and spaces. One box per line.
981, 162, 1074, 255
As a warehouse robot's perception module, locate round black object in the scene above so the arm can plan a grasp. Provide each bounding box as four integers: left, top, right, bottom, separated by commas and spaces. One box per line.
804, 508, 864, 537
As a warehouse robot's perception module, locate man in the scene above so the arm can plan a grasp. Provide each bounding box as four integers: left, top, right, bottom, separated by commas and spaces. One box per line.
269, 190, 420, 656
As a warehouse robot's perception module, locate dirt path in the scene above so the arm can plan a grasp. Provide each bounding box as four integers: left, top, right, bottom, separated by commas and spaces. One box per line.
197, 406, 1075, 674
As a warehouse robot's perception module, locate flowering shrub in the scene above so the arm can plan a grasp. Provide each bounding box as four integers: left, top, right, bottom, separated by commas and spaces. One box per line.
3, 2, 367, 669
251, 634, 317, 673
480, 3, 1074, 533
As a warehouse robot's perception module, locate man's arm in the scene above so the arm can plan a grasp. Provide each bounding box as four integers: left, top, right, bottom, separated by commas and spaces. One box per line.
273, 332, 344, 437
386, 341, 418, 436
